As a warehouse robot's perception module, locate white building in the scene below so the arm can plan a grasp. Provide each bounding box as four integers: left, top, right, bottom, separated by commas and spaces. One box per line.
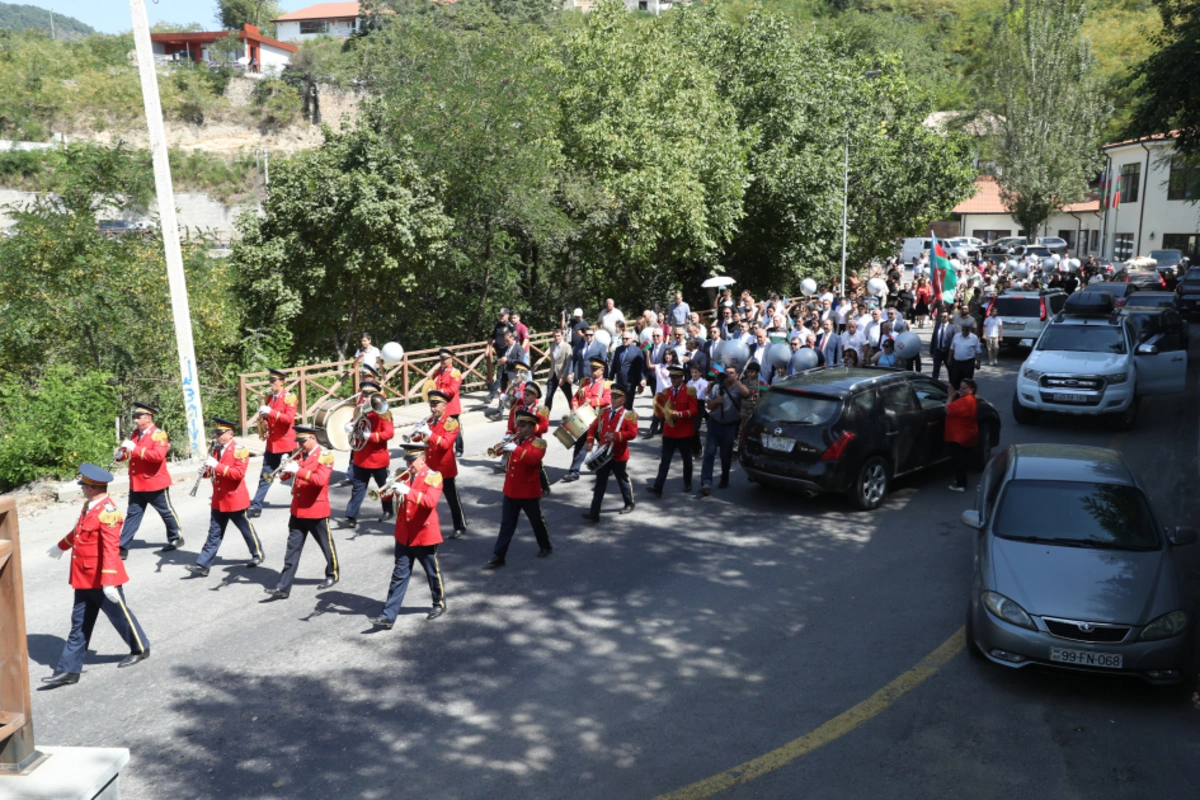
274, 2, 362, 42
953, 175, 1104, 256
1100, 133, 1200, 261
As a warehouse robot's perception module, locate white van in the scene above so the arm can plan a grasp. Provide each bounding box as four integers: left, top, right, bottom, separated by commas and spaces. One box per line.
901, 237, 931, 265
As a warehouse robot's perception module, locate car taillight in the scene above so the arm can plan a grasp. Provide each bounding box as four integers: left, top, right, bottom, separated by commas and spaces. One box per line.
1039, 298, 1047, 321
1160, 275, 1167, 287
819, 431, 856, 461
987, 298, 996, 316
1124, 273, 1130, 282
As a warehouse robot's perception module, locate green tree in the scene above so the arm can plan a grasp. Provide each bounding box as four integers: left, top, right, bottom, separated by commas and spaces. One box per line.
215, 0, 282, 36
1126, 0, 1200, 157
981, 0, 1109, 241
231, 122, 452, 359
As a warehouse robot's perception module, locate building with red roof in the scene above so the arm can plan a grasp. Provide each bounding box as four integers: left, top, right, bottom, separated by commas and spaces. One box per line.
150, 24, 297, 75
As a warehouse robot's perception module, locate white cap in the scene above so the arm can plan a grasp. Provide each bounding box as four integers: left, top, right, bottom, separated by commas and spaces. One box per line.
573, 308, 583, 318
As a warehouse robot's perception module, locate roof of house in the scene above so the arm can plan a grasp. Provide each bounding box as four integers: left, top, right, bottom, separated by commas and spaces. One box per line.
1101, 131, 1178, 152
274, 2, 362, 21
953, 175, 1100, 215
150, 24, 298, 53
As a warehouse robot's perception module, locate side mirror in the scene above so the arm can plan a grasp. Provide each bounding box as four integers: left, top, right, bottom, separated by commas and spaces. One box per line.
1136, 344, 1159, 356
1169, 526, 1198, 546
960, 509, 982, 529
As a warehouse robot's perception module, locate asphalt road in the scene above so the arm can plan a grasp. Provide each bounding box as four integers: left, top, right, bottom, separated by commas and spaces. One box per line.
17, 333, 1200, 800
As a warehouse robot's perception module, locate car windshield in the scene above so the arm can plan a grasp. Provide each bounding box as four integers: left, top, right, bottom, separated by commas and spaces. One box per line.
1122, 294, 1175, 309
993, 481, 1161, 550
1037, 325, 1126, 354
993, 297, 1041, 317
1149, 251, 1181, 264
757, 391, 841, 426
1183, 268, 1200, 282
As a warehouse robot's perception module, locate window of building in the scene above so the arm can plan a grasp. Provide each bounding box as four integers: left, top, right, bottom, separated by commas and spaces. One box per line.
299, 20, 329, 34
1114, 233, 1134, 260
1119, 162, 1141, 204
1161, 234, 1200, 260
1168, 159, 1200, 201
1058, 230, 1075, 249
973, 229, 1011, 242
1090, 230, 1099, 252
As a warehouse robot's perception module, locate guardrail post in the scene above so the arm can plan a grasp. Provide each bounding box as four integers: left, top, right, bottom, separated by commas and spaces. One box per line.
298, 367, 308, 424
238, 374, 248, 438
0, 498, 40, 773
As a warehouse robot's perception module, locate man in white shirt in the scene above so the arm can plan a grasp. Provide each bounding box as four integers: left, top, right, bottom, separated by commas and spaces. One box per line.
982, 308, 1004, 366
354, 333, 380, 372
948, 319, 983, 388
834, 299, 852, 332
862, 308, 885, 349
840, 318, 867, 363
598, 298, 625, 335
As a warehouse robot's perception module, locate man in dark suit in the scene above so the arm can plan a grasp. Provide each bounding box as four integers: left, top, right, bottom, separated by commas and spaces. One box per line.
931, 309, 955, 382
608, 331, 646, 411
645, 330, 668, 393
814, 319, 842, 366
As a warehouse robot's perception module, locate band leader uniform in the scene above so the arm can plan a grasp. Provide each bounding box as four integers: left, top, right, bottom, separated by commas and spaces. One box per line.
423, 390, 468, 537
581, 387, 638, 522
340, 379, 396, 529
116, 402, 182, 557
187, 417, 264, 577
371, 443, 447, 629
562, 358, 611, 482
433, 348, 465, 457
267, 426, 339, 599
43, 464, 150, 687
249, 368, 297, 517
647, 366, 699, 496
485, 411, 553, 568
507, 382, 551, 494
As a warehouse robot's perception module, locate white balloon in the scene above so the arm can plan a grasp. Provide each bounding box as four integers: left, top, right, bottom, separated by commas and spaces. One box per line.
1051, 253, 1062, 263
1014, 263, 1029, 278
1006, 260, 1018, 270
381, 341, 405, 365
893, 331, 921, 359
1069, 258, 1081, 269
1042, 258, 1056, 270
867, 278, 887, 297
593, 329, 612, 348
719, 340, 750, 369
800, 278, 818, 297
789, 348, 819, 372
767, 343, 792, 370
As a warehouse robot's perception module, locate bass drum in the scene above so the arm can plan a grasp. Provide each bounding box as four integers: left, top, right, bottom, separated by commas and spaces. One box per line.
553, 404, 598, 449
313, 397, 356, 451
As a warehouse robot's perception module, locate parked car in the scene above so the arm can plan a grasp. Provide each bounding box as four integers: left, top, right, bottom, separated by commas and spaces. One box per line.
1076, 282, 1140, 307
982, 237, 1027, 259
945, 237, 982, 261
1175, 266, 1200, 317
1118, 305, 1189, 352
1010, 244, 1054, 261
987, 288, 1068, 347
1147, 249, 1186, 277
98, 219, 148, 237
739, 367, 1001, 510
962, 444, 1196, 685
901, 237, 931, 266
1121, 291, 1180, 311
1036, 236, 1069, 255
1112, 268, 1168, 291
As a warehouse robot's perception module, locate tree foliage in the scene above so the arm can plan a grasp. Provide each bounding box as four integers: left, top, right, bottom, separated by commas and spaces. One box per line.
1127, 0, 1200, 157
216, 0, 282, 37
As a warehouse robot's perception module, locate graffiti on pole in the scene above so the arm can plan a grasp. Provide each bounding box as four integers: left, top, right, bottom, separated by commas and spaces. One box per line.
181, 356, 203, 456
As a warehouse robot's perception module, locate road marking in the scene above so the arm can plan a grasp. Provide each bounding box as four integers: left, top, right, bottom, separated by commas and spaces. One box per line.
653, 627, 965, 800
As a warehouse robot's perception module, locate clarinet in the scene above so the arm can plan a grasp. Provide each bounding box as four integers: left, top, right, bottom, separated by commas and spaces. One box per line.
189, 437, 220, 497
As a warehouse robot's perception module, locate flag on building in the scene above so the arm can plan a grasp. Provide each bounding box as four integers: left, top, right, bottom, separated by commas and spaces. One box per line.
930, 232, 957, 305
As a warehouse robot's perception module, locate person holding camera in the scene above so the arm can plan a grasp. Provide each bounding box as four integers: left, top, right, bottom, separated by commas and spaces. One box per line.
699, 366, 747, 497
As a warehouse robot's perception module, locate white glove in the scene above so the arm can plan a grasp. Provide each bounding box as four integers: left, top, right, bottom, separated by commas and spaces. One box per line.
47, 544, 64, 560
205, 456, 219, 469
120, 439, 137, 452
416, 423, 432, 436
258, 405, 271, 417
343, 422, 355, 434
502, 442, 518, 453
393, 482, 411, 497
103, 585, 120, 604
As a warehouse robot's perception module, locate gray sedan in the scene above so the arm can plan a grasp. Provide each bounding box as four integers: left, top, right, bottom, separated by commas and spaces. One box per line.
961, 443, 1197, 684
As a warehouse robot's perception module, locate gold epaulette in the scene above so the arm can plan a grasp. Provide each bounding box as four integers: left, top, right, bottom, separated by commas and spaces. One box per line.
151, 429, 168, 444
235, 447, 250, 461
626, 411, 638, 422
444, 417, 459, 432
450, 368, 461, 378
425, 471, 443, 487
604, 380, 614, 389
381, 410, 393, 421
537, 407, 549, 418
532, 438, 547, 450
319, 451, 335, 466
98, 507, 123, 526
285, 393, 298, 406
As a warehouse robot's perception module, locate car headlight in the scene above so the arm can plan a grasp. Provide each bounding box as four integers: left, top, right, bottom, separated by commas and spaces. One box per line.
982, 591, 1036, 630
1022, 368, 1044, 381
1100, 372, 1129, 385
1138, 610, 1189, 641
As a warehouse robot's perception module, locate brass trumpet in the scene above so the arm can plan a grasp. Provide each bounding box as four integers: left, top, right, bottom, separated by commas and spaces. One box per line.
263, 447, 303, 483
487, 434, 515, 457
368, 467, 413, 502
253, 388, 272, 440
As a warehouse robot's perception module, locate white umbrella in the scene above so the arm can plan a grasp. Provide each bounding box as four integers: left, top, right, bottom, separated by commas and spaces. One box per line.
701, 276, 737, 289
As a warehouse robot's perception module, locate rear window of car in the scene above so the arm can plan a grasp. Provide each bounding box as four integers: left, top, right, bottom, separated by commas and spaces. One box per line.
993, 297, 1041, 317
1037, 325, 1126, 354
757, 391, 841, 426
1122, 294, 1175, 308
993, 481, 1161, 549
1149, 251, 1181, 263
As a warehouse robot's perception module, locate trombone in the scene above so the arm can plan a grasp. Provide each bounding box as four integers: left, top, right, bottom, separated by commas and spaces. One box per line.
368, 467, 413, 502
487, 434, 515, 457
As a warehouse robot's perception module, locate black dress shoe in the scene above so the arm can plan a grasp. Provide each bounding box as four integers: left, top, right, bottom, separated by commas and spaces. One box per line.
118, 649, 149, 668
369, 616, 394, 630
318, 577, 338, 590
536, 547, 553, 558
645, 486, 662, 498
619, 504, 635, 514
337, 478, 353, 487
426, 606, 445, 621
160, 537, 184, 552
450, 528, 466, 539
184, 564, 210, 577
245, 557, 263, 568
581, 513, 600, 523
119, 547, 129, 561
41, 671, 80, 687
484, 555, 506, 570
336, 517, 357, 530
247, 508, 262, 518
379, 510, 395, 523
683, 484, 693, 492
264, 588, 289, 600
718, 478, 730, 489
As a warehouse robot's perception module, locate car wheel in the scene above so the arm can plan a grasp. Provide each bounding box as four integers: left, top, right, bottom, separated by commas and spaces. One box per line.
971, 423, 992, 470
847, 455, 889, 511
1114, 397, 1139, 431
1011, 391, 1037, 425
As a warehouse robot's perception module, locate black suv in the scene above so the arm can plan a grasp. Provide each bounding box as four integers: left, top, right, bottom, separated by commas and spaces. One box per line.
1176, 267, 1200, 318
739, 367, 1002, 510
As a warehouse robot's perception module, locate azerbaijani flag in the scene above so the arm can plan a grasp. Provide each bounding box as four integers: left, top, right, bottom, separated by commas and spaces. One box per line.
930, 232, 957, 305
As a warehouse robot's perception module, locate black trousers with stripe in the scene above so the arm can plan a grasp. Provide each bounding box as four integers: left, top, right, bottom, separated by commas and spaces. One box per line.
56, 586, 149, 673
380, 543, 445, 621
120, 488, 181, 548
492, 496, 551, 558
589, 459, 633, 516
197, 509, 263, 568
442, 477, 467, 531
276, 516, 338, 592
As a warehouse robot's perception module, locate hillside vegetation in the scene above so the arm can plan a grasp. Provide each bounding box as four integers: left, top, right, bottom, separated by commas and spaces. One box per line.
0, 2, 93, 39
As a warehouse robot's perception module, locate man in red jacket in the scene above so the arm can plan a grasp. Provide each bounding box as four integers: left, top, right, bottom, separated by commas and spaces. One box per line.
647, 365, 699, 497
185, 417, 264, 578
338, 378, 396, 530
432, 348, 465, 457
370, 443, 447, 629
561, 357, 612, 483
485, 410, 553, 569
266, 425, 339, 599
580, 387, 638, 522
249, 368, 297, 517
43, 463, 151, 687
115, 402, 182, 559
421, 390, 467, 538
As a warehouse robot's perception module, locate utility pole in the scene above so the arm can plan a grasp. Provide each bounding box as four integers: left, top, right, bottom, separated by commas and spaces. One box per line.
49, 7, 55, 39
128, 0, 206, 456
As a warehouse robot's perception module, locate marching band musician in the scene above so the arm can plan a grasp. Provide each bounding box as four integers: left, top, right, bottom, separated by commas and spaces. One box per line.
506, 381, 552, 496
115, 402, 183, 559
337, 376, 396, 530
560, 357, 611, 483
265, 425, 339, 599
579, 386, 638, 522
432, 348, 465, 457
421, 390, 468, 538
185, 417, 264, 578
369, 442, 448, 629
43, 463, 151, 687
646, 364, 699, 497
484, 410, 553, 569
248, 368, 297, 518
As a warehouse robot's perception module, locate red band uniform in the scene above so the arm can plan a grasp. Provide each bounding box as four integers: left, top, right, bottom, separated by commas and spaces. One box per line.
650, 368, 699, 494
194, 418, 264, 572
271, 427, 339, 597
507, 385, 552, 494
433, 349, 465, 456
488, 412, 553, 566
422, 394, 468, 535
342, 383, 396, 527
565, 360, 612, 479
117, 402, 182, 553
377, 448, 447, 625
584, 397, 638, 519
250, 369, 298, 515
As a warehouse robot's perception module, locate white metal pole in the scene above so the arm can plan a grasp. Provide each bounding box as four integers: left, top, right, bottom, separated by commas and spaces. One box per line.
128, 0, 206, 457
840, 128, 850, 296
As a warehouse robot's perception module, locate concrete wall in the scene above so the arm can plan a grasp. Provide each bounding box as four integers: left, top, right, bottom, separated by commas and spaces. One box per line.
275, 20, 357, 42
1103, 141, 1200, 260
259, 43, 292, 76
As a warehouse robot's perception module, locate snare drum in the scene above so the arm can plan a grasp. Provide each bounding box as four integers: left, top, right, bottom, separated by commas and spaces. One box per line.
313, 397, 356, 451
584, 443, 613, 472
553, 404, 597, 449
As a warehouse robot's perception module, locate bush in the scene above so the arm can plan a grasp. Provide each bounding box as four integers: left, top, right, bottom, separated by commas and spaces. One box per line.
252, 78, 300, 130
0, 364, 119, 492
